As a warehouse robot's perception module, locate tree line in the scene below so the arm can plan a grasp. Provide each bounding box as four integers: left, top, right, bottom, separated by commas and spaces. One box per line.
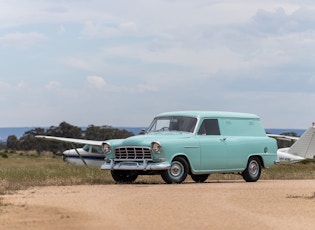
4, 122, 298, 155
5, 121, 135, 155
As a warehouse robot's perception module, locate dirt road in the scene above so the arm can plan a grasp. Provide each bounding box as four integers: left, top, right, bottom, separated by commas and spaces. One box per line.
1, 180, 314, 230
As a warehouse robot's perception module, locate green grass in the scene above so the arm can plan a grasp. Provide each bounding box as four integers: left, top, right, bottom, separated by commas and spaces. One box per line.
0, 152, 314, 194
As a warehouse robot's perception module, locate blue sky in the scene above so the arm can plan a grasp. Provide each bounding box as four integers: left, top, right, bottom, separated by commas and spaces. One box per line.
1, 0, 315, 129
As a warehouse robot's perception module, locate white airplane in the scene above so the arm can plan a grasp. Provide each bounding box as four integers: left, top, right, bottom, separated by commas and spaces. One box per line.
36, 135, 104, 167
268, 123, 315, 163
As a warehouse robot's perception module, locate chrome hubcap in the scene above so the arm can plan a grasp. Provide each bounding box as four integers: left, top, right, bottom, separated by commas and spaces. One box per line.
170, 162, 182, 177
249, 160, 259, 176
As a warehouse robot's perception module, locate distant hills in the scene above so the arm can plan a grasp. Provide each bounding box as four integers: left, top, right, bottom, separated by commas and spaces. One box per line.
0, 127, 306, 142
0, 127, 35, 141
265, 129, 305, 136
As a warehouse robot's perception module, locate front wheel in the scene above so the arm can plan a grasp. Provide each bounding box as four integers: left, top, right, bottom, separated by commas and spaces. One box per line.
242, 157, 261, 182
161, 157, 189, 184
111, 170, 138, 183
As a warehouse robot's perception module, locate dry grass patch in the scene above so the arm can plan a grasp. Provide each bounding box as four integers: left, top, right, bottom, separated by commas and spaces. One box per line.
286, 192, 315, 200
0, 153, 314, 195
0, 153, 113, 194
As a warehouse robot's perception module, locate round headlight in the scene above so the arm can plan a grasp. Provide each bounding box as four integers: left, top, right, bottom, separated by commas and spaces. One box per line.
102, 142, 111, 154
151, 141, 162, 153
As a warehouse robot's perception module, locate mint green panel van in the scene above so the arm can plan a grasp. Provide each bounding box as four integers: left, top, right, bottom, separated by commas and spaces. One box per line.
101, 111, 278, 184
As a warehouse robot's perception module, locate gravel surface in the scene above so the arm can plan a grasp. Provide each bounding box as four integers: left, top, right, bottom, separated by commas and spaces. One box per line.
1, 180, 315, 230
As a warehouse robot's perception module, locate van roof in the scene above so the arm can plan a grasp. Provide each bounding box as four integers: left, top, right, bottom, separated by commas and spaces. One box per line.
156, 111, 260, 119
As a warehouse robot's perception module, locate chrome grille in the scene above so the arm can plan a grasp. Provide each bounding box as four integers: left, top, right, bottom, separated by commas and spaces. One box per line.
114, 147, 152, 160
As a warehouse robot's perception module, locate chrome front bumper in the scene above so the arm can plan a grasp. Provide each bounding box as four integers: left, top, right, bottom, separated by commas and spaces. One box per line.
101, 159, 171, 171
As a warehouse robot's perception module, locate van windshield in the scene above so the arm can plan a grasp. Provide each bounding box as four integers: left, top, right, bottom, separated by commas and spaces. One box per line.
147, 116, 197, 133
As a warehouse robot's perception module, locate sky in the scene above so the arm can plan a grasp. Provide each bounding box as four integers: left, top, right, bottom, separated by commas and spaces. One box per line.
1, 0, 315, 129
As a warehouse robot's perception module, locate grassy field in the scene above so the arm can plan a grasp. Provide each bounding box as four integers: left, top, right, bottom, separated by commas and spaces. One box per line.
0, 152, 314, 195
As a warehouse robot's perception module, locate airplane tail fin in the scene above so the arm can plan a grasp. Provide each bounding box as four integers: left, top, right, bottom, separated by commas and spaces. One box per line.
288, 126, 315, 159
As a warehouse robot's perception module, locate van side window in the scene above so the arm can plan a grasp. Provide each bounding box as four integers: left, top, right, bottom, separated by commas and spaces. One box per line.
198, 119, 220, 135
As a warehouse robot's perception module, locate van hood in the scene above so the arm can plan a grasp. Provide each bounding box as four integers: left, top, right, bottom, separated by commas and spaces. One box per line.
117, 132, 193, 147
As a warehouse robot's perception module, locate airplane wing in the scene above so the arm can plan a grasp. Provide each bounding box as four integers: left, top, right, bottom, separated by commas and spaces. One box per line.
267, 134, 299, 141
35, 135, 103, 146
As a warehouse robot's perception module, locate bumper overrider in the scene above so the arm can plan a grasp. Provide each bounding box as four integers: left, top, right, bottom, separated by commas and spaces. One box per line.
101, 159, 171, 171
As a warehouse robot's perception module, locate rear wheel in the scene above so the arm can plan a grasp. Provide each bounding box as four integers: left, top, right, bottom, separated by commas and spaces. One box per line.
242, 156, 261, 182
191, 174, 209, 183
111, 170, 138, 183
161, 157, 188, 184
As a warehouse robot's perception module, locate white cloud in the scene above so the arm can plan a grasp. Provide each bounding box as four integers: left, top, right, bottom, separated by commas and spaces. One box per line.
17, 81, 29, 89
81, 21, 139, 39
1, 1, 315, 128
0, 81, 29, 91
63, 57, 93, 70
0, 81, 11, 90
86, 76, 107, 89
0, 32, 46, 49
46, 81, 61, 89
